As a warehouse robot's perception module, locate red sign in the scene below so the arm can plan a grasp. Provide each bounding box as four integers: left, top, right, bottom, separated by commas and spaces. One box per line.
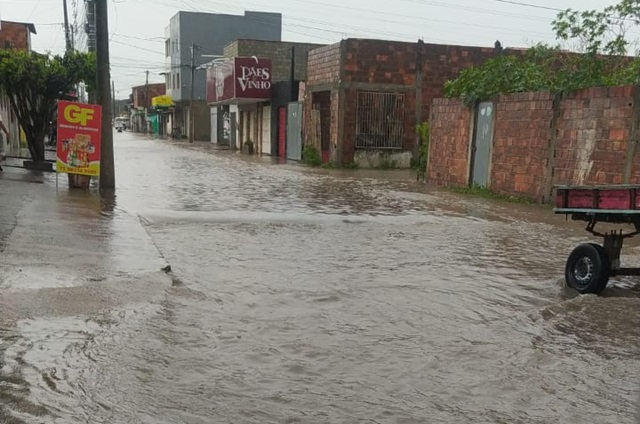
56, 100, 102, 176
207, 57, 272, 104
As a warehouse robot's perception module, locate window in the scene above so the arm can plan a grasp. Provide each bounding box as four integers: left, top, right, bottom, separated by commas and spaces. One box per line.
355, 92, 405, 149
173, 74, 176, 89
165, 39, 170, 56
177, 72, 180, 88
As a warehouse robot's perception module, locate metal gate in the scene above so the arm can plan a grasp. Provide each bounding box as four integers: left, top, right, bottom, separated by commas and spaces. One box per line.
470, 101, 495, 187
278, 107, 286, 158
286, 102, 303, 161
230, 112, 237, 150
261, 106, 271, 155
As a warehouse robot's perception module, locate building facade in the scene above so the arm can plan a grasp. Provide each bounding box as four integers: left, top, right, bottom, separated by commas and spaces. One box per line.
130, 83, 166, 133
163, 11, 282, 142
208, 39, 324, 157
304, 39, 505, 167
0, 20, 37, 156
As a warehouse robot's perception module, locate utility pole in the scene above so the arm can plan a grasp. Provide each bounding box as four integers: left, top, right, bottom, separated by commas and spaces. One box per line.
189, 41, 195, 143
95, 0, 115, 191
86, 0, 97, 103
112, 80, 116, 118
63, 0, 72, 52
144, 70, 149, 134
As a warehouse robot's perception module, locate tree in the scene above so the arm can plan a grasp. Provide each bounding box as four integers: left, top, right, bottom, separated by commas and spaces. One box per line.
0, 50, 95, 162
552, 0, 640, 56
444, 0, 640, 105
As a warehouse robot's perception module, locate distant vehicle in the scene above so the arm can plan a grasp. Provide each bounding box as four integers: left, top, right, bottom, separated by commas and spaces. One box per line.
114, 118, 127, 132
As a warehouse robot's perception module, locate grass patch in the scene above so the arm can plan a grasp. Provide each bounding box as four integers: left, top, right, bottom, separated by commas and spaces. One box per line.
302, 145, 322, 167
449, 185, 537, 204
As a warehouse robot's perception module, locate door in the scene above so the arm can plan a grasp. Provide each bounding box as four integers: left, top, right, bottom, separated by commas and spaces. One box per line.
286, 102, 303, 161
210, 108, 217, 143
261, 106, 271, 155
470, 101, 495, 187
278, 107, 286, 158
230, 112, 237, 150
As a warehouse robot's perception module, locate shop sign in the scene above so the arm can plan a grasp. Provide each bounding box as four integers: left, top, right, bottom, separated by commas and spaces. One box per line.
56, 100, 102, 176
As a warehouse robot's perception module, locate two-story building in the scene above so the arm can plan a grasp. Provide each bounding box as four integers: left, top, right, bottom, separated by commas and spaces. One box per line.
0, 20, 37, 156
163, 10, 282, 142
130, 83, 166, 133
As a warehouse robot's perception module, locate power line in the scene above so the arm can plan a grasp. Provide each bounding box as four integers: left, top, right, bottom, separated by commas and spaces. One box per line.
483, 0, 563, 12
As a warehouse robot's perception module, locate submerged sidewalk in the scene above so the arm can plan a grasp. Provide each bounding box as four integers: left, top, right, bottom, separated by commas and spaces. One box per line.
0, 168, 170, 320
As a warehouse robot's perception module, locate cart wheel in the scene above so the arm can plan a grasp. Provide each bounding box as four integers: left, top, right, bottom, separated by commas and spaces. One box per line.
565, 243, 610, 295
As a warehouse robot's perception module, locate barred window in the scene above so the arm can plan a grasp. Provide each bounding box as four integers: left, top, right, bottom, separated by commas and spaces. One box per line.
356, 92, 405, 149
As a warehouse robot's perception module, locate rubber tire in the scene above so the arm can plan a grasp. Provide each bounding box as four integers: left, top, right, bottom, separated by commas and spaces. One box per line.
565, 243, 610, 295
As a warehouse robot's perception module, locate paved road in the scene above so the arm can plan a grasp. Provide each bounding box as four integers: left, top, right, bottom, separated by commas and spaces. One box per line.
0, 132, 638, 424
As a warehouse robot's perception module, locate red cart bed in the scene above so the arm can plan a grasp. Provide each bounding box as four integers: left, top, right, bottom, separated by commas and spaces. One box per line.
554, 184, 640, 294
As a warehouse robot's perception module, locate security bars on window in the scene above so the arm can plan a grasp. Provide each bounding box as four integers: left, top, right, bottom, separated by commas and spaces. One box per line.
355, 92, 405, 149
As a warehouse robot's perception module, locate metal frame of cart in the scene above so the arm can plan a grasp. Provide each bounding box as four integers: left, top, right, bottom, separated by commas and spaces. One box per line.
555, 184, 640, 294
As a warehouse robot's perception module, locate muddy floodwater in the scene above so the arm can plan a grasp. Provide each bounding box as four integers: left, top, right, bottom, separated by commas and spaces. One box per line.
0, 132, 638, 423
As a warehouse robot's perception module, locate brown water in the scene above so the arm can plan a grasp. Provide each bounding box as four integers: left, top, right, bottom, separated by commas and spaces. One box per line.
0, 132, 639, 423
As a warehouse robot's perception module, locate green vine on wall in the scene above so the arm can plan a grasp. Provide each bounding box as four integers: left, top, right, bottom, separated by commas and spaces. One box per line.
415, 122, 429, 181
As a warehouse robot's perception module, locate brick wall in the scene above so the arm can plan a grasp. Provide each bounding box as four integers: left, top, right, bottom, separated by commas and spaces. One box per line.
303, 39, 505, 165
342, 39, 417, 85
132, 83, 166, 108
225, 39, 326, 82
428, 98, 472, 186
429, 85, 640, 201
307, 43, 341, 86
0, 21, 33, 50
421, 44, 498, 122
555, 86, 634, 187
491, 92, 554, 200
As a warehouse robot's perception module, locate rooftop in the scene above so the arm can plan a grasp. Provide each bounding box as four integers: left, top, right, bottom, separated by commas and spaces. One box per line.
0, 20, 37, 35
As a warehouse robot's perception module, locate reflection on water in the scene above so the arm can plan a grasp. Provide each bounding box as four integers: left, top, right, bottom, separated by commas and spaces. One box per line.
0, 133, 638, 423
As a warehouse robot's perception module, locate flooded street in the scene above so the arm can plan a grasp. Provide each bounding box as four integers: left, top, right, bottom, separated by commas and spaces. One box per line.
1, 131, 639, 423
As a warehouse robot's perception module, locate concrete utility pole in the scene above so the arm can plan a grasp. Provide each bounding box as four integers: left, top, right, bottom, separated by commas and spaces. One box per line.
86, 0, 97, 103
112, 80, 116, 118
63, 0, 72, 52
189, 41, 195, 143
95, 0, 115, 191
144, 70, 149, 133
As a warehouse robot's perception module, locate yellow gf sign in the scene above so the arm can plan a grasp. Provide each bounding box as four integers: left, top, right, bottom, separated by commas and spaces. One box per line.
64, 104, 95, 126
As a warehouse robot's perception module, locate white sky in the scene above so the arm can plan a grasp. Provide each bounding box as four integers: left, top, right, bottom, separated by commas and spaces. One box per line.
1, 0, 618, 99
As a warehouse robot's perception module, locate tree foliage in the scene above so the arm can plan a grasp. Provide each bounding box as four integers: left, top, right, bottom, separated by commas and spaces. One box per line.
444, 0, 640, 105
0, 50, 95, 161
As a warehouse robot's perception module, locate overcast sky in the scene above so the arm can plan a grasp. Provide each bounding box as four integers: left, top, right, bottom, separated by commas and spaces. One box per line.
1, 0, 618, 99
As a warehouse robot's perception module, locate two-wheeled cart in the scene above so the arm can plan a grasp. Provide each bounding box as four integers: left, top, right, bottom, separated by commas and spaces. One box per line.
555, 184, 640, 294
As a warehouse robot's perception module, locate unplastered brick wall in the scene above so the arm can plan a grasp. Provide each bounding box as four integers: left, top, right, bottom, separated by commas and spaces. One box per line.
555, 86, 635, 186
226, 39, 326, 82
342, 39, 417, 85
0, 22, 32, 50
420, 44, 498, 123
307, 43, 341, 86
491, 92, 554, 200
428, 98, 472, 186
428, 85, 640, 201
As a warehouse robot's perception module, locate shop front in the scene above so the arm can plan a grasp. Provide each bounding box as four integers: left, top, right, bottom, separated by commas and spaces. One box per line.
151, 95, 175, 137
206, 57, 272, 154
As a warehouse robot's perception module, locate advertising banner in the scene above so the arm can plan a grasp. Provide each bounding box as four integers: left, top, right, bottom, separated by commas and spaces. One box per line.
56, 100, 102, 176
206, 57, 272, 104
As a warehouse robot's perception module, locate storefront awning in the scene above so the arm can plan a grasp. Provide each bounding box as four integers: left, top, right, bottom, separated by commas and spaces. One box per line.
152, 95, 174, 108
